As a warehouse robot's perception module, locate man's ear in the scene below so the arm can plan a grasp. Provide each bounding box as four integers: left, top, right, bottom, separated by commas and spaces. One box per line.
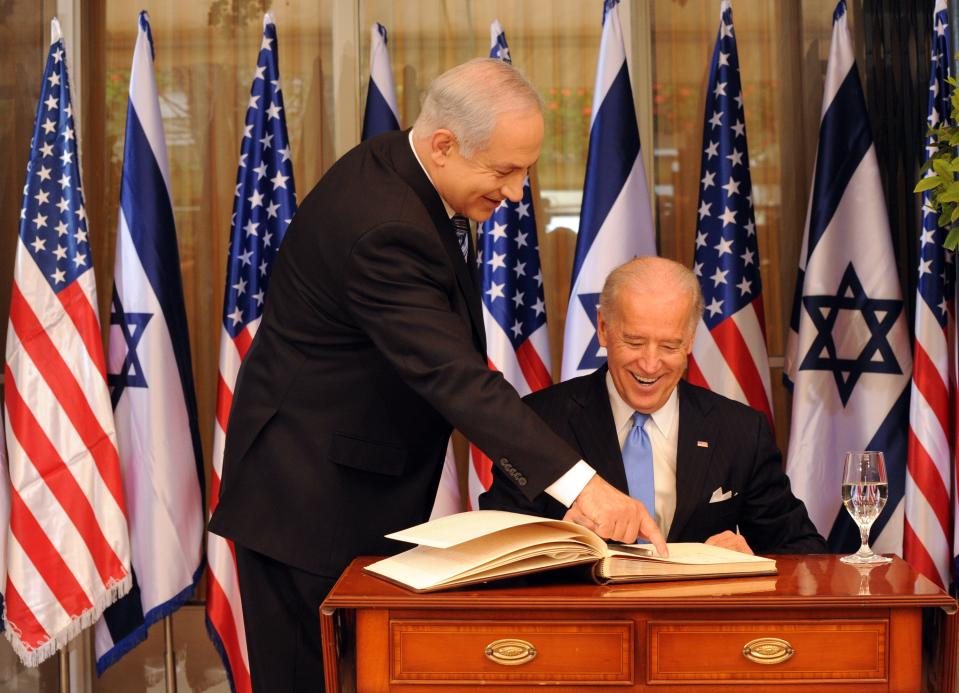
596, 307, 609, 348
428, 129, 456, 167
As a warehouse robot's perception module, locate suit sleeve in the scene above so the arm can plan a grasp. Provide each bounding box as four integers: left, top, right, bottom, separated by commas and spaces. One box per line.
739, 414, 828, 554
343, 220, 580, 500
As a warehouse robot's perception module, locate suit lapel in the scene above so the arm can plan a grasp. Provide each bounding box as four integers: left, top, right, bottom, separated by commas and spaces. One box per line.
388, 131, 487, 353
568, 368, 629, 494
669, 380, 719, 541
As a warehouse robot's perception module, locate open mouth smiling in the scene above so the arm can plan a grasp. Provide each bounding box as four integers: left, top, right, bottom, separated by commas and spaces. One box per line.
632, 373, 661, 386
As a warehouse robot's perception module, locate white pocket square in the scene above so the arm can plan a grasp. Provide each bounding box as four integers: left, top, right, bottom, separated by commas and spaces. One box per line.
709, 487, 735, 503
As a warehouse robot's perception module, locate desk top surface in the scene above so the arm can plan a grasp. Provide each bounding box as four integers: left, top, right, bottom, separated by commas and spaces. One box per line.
322, 555, 956, 613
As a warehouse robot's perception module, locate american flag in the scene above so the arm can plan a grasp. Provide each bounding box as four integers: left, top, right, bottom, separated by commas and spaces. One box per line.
467, 19, 552, 509
687, 0, 773, 428
3, 18, 131, 665
96, 12, 205, 673
206, 13, 296, 693
904, 0, 955, 592
430, 19, 552, 515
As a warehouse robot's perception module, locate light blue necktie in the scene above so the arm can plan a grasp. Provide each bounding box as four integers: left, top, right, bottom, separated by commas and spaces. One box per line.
622, 412, 656, 525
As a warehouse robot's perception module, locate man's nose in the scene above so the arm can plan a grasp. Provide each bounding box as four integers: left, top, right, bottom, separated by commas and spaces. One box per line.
501, 171, 526, 203
636, 345, 660, 371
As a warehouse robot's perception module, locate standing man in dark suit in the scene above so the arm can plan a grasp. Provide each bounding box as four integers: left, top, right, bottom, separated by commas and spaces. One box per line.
481, 257, 826, 555
209, 59, 666, 692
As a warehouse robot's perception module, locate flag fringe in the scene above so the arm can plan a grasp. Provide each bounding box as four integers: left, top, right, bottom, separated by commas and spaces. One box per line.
4, 572, 132, 668
95, 563, 203, 676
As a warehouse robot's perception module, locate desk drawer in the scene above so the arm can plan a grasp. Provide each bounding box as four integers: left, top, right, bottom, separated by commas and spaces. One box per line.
648, 618, 887, 684
390, 619, 633, 685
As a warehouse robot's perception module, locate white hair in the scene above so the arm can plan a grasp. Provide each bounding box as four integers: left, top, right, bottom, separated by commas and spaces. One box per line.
411, 58, 543, 157
599, 257, 705, 337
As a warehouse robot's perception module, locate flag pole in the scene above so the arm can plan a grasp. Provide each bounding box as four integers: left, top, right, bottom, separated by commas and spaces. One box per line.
58, 649, 69, 693
164, 615, 177, 693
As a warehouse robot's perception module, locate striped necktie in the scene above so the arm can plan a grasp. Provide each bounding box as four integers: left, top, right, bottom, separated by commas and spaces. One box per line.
622, 412, 656, 528
451, 214, 470, 262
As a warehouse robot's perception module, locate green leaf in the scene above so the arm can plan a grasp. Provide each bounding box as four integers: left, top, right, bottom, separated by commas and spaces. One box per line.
933, 159, 952, 179
915, 175, 942, 192
939, 202, 955, 225
945, 226, 959, 250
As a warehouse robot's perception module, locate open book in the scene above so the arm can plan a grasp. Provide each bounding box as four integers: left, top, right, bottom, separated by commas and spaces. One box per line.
365, 510, 776, 592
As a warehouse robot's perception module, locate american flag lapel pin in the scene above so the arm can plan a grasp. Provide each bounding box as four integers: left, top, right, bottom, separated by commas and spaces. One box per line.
697, 440, 709, 448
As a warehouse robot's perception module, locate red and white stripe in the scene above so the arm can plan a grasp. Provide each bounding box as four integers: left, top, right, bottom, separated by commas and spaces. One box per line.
205, 318, 258, 693
904, 295, 954, 590
3, 237, 131, 665
688, 296, 773, 429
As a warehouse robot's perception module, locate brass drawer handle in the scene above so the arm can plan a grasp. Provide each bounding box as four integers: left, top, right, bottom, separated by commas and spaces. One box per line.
485, 638, 537, 666
742, 637, 794, 665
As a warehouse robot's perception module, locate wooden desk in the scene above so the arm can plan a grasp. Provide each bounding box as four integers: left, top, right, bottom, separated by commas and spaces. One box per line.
321, 555, 957, 692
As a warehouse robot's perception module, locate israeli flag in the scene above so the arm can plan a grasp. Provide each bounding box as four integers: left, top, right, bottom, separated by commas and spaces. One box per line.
97, 11, 204, 672
561, 0, 656, 380
361, 22, 400, 140
784, 1, 911, 556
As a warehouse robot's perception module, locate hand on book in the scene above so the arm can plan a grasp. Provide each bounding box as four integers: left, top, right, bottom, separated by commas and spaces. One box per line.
563, 476, 668, 556
705, 530, 753, 555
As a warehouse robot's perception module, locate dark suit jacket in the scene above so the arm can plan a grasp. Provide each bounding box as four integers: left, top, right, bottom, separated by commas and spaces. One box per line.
480, 368, 826, 554
209, 130, 581, 577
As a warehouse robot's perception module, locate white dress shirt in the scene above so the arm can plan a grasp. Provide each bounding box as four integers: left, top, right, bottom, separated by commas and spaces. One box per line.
407, 132, 596, 506
606, 372, 680, 536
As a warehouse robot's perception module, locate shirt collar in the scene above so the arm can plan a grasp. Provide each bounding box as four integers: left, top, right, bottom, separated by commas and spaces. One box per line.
409, 130, 456, 219
605, 370, 680, 439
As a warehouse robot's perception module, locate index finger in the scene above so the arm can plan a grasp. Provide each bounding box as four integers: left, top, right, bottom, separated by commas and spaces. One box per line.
640, 516, 668, 557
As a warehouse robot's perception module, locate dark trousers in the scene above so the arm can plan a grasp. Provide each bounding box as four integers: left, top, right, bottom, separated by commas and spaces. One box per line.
234, 544, 337, 692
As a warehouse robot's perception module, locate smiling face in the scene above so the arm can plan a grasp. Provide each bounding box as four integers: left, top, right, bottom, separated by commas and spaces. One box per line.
598, 281, 695, 414
427, 109, 544, 222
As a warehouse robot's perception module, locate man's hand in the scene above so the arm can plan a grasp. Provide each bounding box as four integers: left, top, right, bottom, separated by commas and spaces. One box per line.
563, 475, 667, 556
705, 530, 753, 555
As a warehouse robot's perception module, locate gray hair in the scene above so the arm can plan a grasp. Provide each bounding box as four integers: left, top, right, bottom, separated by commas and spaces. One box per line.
599, 257, 705, 338
411, 58, 543, 157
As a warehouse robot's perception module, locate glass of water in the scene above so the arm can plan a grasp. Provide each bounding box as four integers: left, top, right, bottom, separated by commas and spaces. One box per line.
840, 451, 892, 565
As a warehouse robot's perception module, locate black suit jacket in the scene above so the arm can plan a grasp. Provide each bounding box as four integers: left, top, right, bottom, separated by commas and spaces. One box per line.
480, 368, 826, 554
209, 130, 581, 577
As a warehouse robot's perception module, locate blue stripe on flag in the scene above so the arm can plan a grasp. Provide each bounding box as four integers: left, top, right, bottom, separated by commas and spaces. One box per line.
806, 68, 873, 260
97, 564, 203, 675
570, 62, 640, 286
362, 81, 400, 141
825, 385, 910, 552
118, 103, 205, 474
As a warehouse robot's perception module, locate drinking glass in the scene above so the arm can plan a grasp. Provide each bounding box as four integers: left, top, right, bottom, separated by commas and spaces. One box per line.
840, 451, 892, 565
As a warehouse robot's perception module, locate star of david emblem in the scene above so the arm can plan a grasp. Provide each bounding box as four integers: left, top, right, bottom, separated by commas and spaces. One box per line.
108, 286, 153, 410
576, 292, 607, 371
798, 263, 902, 406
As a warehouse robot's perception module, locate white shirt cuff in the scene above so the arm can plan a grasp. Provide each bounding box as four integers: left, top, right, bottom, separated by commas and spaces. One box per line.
544, 460, 596, 507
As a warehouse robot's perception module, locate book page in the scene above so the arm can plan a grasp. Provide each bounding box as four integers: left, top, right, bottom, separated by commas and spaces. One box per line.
385, 509, 603, 550
607, 542, 774, 565
367, 522, 604, 591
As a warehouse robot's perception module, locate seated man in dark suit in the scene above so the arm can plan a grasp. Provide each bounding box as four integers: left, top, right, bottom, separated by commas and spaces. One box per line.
481, 257, 826, 554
